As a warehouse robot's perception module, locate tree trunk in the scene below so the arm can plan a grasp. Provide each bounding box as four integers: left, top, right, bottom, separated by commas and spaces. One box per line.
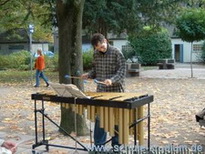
190, 42, 193, 78
56, 0, 88, 136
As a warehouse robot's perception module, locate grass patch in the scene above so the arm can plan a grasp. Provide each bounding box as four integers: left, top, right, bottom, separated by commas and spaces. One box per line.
0, 69, 59, 84
141, 66, 158, 70
0, 66, 158, 84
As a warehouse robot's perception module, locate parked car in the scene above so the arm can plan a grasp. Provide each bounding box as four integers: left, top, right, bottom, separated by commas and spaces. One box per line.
34, 51, 54, 58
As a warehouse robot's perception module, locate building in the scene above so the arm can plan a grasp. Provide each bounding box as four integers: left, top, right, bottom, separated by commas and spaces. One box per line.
53, 29, 92, 53
109, 37, 204, 63
171, 38, 204, 63
0, 28, 49, 55
53, 28, 204, 63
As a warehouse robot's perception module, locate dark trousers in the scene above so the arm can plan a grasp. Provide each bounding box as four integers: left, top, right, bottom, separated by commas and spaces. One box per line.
94, 116, 119, 146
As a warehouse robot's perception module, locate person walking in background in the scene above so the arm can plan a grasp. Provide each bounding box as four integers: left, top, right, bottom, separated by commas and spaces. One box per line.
0, 139, 17, 154
34, 48, 49, 87
81, 33, 126, 148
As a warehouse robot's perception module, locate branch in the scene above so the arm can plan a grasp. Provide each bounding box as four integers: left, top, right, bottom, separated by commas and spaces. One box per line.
0, 0, 11, 6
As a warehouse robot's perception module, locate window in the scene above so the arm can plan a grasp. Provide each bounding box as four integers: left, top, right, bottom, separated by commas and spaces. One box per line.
122, 45, 133, 52
9, 45, 24, 50
193, 44, 203, 53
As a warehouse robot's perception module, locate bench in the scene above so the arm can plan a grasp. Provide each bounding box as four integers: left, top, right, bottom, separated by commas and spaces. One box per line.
157, 59, 175, 69
126, 63, 141, 77
196, 108, 205, 127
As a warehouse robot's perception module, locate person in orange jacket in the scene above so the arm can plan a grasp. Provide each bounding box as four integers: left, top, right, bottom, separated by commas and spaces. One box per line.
34, 49, 49, 87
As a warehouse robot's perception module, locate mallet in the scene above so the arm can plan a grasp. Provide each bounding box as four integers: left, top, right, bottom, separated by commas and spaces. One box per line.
65, 74, 106, 85
64, 74, 82, 79
93, 79, 106, 85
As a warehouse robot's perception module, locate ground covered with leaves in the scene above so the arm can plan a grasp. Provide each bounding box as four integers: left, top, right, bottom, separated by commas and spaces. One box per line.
0, 77, 205, 153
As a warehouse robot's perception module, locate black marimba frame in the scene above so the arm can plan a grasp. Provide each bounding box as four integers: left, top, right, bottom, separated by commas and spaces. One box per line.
31, 93, 154, 153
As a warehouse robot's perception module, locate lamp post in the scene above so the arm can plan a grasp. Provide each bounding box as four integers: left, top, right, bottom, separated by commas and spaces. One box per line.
28, 24, 34, 85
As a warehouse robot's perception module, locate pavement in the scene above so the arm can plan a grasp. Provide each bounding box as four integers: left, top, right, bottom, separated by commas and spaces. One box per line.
140, 63, 205, 79
0, 131, 35, 154
1, 62, 205, 154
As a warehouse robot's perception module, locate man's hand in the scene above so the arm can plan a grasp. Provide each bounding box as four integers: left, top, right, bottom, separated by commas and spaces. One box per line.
2, 141, 17, 153
104, 79, 112, 86
81, 73, 89, 80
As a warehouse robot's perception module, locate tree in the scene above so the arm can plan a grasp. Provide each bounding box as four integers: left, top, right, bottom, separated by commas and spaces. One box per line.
0, 0, 53, 42
83, 0, 139, 37
3, 0, 204, 136
185, 0, 205, 8
0, 0, 88, 135
83, 0, 185, 37
56, 0, 88, 135
128, 27, 172, 65
176, 8, 205, 77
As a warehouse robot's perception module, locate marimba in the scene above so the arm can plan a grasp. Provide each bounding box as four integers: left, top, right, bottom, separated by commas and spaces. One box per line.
32, 92, 153, 152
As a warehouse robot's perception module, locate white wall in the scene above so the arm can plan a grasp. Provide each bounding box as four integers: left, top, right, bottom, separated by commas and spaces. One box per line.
112, 39, 129, 51
171, 38, 203, 62
113, 38, 204, 63
32, 43, 49, 54
0, 43, 49, 55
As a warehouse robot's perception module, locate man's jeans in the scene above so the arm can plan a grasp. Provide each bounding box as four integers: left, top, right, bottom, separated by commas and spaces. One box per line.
35, 70, 48, 86
94, 116, 119, 146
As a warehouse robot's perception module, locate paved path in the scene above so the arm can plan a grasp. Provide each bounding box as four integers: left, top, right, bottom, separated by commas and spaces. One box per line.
140, 63, 205, 79
1, 63, 205, 153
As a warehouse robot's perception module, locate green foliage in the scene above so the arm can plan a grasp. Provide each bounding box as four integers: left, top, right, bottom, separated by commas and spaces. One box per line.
0, 51, 30, 70
176, 8, 205, 42
0, 56, 10, 69
83, 0, 139, 36
128, 28, 172, 65
201, 41, 205, 63
0, 0, 53, 42
122, 48, 135, 61
83, 0, 184, 36
44, 54, 58, 71
83, 49, 94, 70
10, 51, 30, 69
0, 50, 58, 71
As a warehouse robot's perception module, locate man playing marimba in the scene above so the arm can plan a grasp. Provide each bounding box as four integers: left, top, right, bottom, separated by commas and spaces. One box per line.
82, 33, 126, 147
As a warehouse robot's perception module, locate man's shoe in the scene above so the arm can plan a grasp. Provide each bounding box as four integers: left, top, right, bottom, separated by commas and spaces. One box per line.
46, 83, 49, 87
34, 85, 39, 87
